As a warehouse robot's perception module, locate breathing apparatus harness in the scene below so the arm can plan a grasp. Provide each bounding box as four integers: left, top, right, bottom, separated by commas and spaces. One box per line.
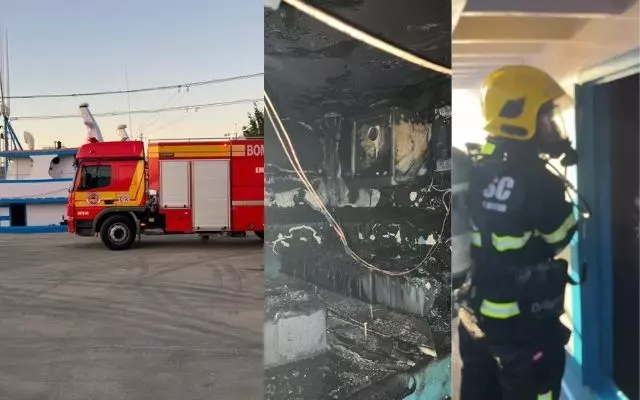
465, 140, 590, 286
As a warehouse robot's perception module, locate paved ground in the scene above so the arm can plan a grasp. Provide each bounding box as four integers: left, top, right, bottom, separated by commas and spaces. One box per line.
0, 233, 264, 400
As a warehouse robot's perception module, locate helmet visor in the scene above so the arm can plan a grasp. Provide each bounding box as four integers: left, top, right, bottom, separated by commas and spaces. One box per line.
537, 95, 572, 143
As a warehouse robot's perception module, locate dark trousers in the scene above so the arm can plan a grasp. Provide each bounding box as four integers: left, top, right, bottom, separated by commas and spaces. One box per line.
458, 319, 568, 400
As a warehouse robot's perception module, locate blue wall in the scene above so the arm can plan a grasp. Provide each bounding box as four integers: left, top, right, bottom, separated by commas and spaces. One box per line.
569, 48, 640, 400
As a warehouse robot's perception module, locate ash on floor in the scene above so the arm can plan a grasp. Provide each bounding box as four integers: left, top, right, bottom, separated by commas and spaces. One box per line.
265, 275, 442, 400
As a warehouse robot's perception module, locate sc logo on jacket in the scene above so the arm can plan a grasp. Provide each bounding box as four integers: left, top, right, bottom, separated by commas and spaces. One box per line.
482, 176, 516, 213
483, 176, 515, 201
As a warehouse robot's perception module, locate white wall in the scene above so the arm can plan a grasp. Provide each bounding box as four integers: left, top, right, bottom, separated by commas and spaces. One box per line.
0, 207, 9, 227
0, 181, 71, 199
7, 158, 34, 180
452, 89, 485, 149
49, 155, 76, 179
0, 203, 65, 227
532, 2, 640, 88
6, 154, 75, 180
26, 204, 67, 226
264, 309, 328, 368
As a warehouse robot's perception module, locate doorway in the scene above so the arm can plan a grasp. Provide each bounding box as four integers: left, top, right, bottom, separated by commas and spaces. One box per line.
576, 51, 640, 399
9, 203, 26, 227
605, 72, 639, 400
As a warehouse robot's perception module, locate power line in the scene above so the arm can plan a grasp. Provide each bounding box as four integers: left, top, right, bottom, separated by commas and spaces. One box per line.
6, 72, 263, 99
136, 88, 187, 133
9, 98, 264, 121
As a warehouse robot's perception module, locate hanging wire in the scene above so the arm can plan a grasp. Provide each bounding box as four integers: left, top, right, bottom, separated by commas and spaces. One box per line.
6, 72, 263, 99
265, 90, 450, 277
266, 0, 451, 275
136, 88, 188, 134
10, 98, 263, 121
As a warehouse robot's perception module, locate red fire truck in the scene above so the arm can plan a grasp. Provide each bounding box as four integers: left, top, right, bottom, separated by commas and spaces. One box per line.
66, 137, 264, 250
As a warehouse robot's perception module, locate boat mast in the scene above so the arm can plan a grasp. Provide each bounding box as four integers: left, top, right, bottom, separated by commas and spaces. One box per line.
0, 29, 23, 176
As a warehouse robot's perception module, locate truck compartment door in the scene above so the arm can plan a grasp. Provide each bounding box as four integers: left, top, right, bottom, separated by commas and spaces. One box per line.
192, 159, 230, 231
160, 160, 190, 208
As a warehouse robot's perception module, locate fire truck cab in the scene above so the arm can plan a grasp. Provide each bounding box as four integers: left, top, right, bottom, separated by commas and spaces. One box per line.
67, 137, 264, 250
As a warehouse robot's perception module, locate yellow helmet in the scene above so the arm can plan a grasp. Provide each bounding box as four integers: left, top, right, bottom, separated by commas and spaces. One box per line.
480, 65, 568, 141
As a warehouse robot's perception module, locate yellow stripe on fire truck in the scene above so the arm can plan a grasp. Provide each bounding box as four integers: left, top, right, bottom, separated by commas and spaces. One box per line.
148, 144, 230, 158
74, 160, 146, 207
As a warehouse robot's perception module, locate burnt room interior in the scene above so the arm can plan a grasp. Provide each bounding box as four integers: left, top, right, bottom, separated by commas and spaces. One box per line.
264, 0, 452, 398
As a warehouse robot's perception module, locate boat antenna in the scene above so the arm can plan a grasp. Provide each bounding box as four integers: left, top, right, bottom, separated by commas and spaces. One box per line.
125, 65, 133, 136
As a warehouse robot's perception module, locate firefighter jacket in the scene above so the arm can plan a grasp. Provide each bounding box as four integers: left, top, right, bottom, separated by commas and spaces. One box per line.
464, 142, 578, 322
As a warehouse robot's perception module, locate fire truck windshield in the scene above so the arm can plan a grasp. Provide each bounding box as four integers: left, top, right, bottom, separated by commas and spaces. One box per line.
74, 164, 112, 191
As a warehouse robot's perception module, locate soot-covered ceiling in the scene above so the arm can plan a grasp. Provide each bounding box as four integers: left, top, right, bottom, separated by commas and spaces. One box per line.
264, 0, 451, 122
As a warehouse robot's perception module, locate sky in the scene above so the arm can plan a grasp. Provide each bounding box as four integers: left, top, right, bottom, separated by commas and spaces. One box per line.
1, 0, 263, 148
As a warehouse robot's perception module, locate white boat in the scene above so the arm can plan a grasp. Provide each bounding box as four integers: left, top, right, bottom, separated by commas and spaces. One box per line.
0, 104, 105, 233
0, 146, 76, 233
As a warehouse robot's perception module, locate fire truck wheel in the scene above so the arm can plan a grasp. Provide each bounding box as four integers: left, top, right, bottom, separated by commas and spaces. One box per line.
100, 215, 136, 251
255, 231, 264, 240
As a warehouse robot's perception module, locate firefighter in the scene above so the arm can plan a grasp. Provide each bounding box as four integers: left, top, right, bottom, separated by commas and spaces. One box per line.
458, 65, 580, 400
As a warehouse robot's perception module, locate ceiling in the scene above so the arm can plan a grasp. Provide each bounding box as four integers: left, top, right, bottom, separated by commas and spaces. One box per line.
264, 0, 451, 122
452, 0, 638, 89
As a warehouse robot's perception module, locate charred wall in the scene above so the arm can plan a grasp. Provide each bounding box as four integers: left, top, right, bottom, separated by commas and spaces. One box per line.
265, 0, 451, 329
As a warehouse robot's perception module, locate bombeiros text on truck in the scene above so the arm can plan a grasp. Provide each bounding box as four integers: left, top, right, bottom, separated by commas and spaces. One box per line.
66, 118, 264, 250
